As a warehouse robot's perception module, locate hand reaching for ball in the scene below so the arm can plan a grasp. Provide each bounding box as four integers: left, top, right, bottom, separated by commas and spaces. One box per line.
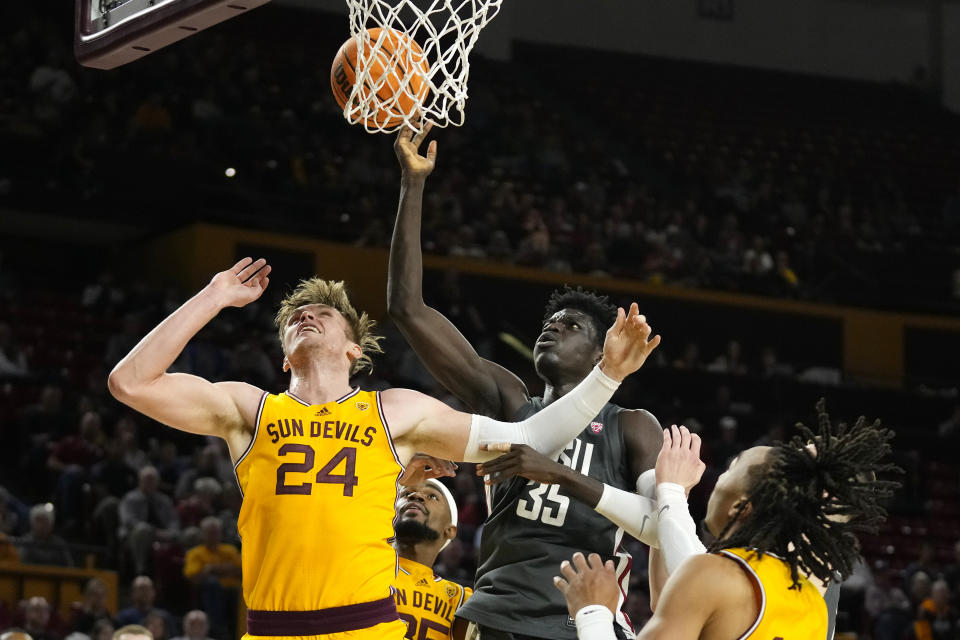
395, 121, 437, 180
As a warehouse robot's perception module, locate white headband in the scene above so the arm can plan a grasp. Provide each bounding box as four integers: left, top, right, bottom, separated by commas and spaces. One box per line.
426, 479, 458, 551
426, 479, 458, 528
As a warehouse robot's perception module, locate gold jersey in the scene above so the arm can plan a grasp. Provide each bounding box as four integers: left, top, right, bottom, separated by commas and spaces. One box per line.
394, 557, 472, 640
718, 548, 828, 640
235, 389, 404, 614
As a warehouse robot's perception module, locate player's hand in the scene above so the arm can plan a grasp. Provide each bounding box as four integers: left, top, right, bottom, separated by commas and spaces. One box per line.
597, 302, 661, 381
655, 424, 706, 492
204, 258, 271, 308
476, 443, 564, 485
553, 552, 620, 618
399, 452, 458, 486
395, 121, 437, 180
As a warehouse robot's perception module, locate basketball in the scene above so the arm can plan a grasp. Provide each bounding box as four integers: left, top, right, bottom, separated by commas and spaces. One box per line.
330, 27, 430, 130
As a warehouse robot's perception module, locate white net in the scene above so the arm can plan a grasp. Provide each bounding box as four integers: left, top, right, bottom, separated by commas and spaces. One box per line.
341, 0, 502, 133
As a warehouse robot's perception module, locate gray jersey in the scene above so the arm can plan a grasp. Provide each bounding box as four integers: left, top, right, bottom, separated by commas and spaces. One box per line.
457, 400, 638, 639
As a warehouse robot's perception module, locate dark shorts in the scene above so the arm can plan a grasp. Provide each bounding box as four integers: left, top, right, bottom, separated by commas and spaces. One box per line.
475, 622, 631, 640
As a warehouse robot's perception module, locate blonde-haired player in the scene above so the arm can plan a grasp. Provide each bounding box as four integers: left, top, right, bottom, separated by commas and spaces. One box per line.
108, 258, 661, 640
394, 480, 470, 640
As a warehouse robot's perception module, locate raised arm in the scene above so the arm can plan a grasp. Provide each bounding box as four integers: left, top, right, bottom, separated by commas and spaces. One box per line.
107, 259, 270, 454
388, 125, 528, 417
384, 304, 662, 464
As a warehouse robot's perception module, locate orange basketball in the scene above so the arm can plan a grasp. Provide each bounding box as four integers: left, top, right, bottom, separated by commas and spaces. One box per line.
330, 28, 430, 130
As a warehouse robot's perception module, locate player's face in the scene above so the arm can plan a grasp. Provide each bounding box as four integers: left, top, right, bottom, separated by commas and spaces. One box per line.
396, 483, 451, 534
704, 446, 772, 539
282, 304, 357, 362
533, 309, 602, 376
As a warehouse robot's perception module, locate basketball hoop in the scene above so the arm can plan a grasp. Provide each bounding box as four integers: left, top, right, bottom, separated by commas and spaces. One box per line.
341, 0, 502, 133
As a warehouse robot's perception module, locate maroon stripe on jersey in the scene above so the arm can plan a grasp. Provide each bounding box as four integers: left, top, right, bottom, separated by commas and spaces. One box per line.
246, 596, 399, 635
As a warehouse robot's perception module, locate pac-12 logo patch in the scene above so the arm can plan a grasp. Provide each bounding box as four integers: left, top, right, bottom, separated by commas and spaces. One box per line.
590, 421, 604, 434
445, 584, 458, 598
356, 401, 370, 411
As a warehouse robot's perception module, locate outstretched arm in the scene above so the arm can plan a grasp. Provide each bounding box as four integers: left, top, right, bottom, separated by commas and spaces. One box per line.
388, 125, 528, 417
107, 259, 270, 449
385, 304, 661, 463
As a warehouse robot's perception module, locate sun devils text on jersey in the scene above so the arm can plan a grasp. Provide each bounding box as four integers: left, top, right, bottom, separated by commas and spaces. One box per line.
234, 388, 408, 639
394, 557, 471, 640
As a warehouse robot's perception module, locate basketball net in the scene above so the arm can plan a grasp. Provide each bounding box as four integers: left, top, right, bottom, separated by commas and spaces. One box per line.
343, 0, 502, 133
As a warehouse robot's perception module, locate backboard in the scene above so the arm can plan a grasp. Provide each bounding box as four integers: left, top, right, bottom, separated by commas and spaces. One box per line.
75, 0, 271, 69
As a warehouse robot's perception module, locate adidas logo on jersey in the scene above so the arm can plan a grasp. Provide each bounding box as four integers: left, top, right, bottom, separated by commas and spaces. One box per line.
356, 401, 370, 411
415, 578, 430, 587
316, 407, 331, 416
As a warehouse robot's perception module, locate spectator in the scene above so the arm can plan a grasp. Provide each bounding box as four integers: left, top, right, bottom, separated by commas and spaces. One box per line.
176, 479, 221, 530
909, 572, 935, 611
119, 467, 179, 575
140, 614, 165, 640
68, 579, 112, 635
17, 386, 67, 487
183, 518, 240, 638
114, 416, 147, 473
905, 543, 941, 592
21, 597, 58, 640
173, 447, 231, 502
48, 412, 105, 473
672, 341, 704, 371
168, 612, 211, 640
90, 442, 138, 506
17, 504, 72, 567
48, 412, 105, 533
89, 621, 113, 640
1, 631, 34, 640
111, 626, 152, 640
912, 579, 959, 640
114, 578, 174, 635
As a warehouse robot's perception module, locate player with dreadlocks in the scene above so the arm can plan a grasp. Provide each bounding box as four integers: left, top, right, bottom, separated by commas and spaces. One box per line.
554, 400, 901, 640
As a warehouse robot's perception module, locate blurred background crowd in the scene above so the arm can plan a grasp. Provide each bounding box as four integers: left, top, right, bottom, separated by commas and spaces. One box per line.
1, 1, 959, 639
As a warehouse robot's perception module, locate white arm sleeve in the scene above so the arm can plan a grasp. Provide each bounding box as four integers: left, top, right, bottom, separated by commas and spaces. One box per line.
655, 482, 707, 574
461, 365, 620, 462
594, 484, 660, 548
574, 606, 617, 640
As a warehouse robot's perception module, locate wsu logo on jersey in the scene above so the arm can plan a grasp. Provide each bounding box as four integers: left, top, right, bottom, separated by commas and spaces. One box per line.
355, 401, 370, 411
590, 421, 604, 434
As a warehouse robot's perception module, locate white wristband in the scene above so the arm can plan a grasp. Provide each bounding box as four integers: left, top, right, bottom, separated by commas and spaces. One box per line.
574, 605, 616, 640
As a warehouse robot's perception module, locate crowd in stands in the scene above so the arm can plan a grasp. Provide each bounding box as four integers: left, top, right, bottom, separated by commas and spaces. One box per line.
2, 2, 960, 639
2, 4, 959, 314
0, 256, 958, 639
